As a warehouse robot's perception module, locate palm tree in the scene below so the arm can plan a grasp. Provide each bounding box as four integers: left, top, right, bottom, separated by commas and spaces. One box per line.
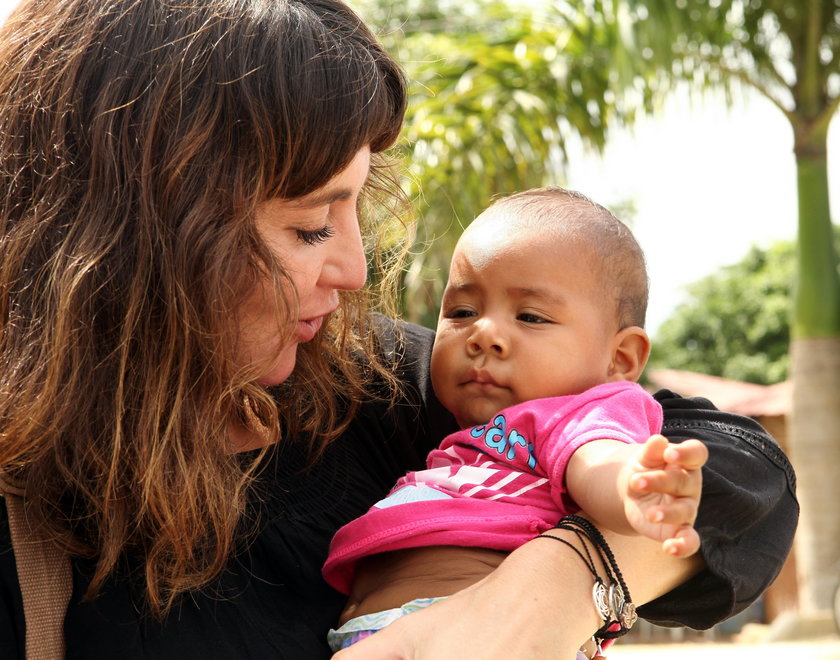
624, 0, 839, 616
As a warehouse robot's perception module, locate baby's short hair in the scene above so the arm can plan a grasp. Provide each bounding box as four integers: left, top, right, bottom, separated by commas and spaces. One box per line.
480, 186, 649, 328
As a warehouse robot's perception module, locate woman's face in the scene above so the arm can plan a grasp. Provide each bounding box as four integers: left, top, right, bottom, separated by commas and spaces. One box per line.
237, 147, 371, 385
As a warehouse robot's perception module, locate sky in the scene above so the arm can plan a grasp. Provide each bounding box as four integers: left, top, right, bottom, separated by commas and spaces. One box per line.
0, 0, 836, 335
565, 87, 840, 333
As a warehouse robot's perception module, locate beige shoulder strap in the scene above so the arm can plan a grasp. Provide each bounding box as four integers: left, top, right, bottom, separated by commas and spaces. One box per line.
0, 474, 72, 659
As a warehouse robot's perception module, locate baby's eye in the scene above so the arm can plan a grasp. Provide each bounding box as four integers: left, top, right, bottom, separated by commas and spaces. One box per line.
518, 313, 549, 324
445, 308, 476, 319
296, 225, 336, 245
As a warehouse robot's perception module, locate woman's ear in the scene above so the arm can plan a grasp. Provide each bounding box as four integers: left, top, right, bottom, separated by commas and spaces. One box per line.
607, 326, 651, 382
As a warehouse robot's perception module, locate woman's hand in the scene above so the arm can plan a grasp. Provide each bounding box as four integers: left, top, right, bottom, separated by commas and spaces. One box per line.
333, 591, 578, 659
332, 533, 597, 659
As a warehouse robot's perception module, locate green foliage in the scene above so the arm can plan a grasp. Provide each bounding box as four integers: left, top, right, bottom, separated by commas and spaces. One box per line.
649, 242, 793, 384
649, 226, 840, 384
352, 0, 652, 327
351, 0, 838, 334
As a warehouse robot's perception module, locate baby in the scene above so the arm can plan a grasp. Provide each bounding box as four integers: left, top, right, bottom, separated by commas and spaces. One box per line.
323, 186, 707, 657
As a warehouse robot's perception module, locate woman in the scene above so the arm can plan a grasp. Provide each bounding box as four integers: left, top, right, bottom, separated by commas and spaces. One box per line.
0, 1, 796, 659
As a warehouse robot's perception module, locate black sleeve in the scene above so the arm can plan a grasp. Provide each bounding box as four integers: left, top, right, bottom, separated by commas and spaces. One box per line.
637, 389, 798, 630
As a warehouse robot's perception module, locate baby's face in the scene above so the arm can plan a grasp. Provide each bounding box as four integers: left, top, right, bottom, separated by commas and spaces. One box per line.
430, 222, 621, 427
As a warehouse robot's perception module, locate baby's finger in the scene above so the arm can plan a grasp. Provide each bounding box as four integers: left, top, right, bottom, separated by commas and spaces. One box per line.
647, 496, 700, 527
662, 439, 709, 470
637, 434, 670, 469
631, 467, 702, 498
663, 526, 701, 557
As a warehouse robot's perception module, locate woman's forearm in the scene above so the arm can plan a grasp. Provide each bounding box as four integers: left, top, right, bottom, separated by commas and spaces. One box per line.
564, 526, 703, 604
333, 524, 705, 660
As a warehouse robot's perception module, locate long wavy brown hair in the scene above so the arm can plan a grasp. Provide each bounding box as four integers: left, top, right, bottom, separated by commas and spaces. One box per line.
0, 0, 408, 615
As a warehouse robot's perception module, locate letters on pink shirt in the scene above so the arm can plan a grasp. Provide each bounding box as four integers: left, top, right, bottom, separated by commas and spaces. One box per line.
322, 381, 663, 593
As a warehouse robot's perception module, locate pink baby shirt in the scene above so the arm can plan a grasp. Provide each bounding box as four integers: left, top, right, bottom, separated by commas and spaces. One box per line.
322, 380, 663, 593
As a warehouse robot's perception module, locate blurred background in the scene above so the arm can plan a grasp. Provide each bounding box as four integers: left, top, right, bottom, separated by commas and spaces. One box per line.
1, 0, 837, 651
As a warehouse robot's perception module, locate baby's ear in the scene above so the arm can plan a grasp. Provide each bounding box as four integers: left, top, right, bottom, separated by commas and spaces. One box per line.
607, 326, 651, 382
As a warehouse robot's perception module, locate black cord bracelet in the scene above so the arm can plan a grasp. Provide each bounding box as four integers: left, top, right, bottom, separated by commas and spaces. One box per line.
534, 514, 638, 654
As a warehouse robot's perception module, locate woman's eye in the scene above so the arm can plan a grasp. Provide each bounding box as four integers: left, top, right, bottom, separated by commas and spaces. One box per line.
518, 313, 547, 324
296, 225, 336, 245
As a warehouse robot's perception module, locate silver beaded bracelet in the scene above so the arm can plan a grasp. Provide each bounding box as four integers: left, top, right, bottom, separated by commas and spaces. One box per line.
534, 514, 638, 657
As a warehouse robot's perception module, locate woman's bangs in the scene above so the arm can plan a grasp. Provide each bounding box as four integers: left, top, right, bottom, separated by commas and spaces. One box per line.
256, 2, 406, 199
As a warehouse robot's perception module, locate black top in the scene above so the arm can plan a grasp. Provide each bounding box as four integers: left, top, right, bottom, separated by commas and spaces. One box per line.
0, 320, 798, 659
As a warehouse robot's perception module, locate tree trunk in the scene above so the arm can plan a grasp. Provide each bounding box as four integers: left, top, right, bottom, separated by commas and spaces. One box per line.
788, 127, 840, 614
789, 338, 840, 612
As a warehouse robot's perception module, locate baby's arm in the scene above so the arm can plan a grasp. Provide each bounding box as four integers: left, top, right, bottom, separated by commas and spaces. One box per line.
566, 434, 708, 557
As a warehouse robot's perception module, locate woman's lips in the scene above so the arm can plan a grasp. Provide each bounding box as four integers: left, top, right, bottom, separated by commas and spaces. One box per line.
296, 315, 324, 342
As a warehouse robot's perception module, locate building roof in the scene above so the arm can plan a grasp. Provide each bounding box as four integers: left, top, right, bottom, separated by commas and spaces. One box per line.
646, 369, 792, 417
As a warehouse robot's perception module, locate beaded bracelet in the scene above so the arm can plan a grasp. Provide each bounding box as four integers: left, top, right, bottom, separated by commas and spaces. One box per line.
534, 514, 638, 656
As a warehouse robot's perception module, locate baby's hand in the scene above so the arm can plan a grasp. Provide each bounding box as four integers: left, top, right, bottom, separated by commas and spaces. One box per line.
622, 434, 708, 557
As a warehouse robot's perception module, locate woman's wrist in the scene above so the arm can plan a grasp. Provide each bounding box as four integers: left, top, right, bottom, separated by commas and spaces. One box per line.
526, 515, 705, 657
555, 515, 705, 605
535, 515, 639, 655
490, 526, 604, 655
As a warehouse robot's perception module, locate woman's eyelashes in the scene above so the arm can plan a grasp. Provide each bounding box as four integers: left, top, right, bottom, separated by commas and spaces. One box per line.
296, 225, 336, 245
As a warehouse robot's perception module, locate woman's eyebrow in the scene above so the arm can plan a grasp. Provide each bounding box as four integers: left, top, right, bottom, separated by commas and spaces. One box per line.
288, 188, 353, 208
289, 168, 372, 209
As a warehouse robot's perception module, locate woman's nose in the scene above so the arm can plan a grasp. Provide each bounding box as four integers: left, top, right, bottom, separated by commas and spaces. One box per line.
466, 318, 508, 356
321, 212, 367, 291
